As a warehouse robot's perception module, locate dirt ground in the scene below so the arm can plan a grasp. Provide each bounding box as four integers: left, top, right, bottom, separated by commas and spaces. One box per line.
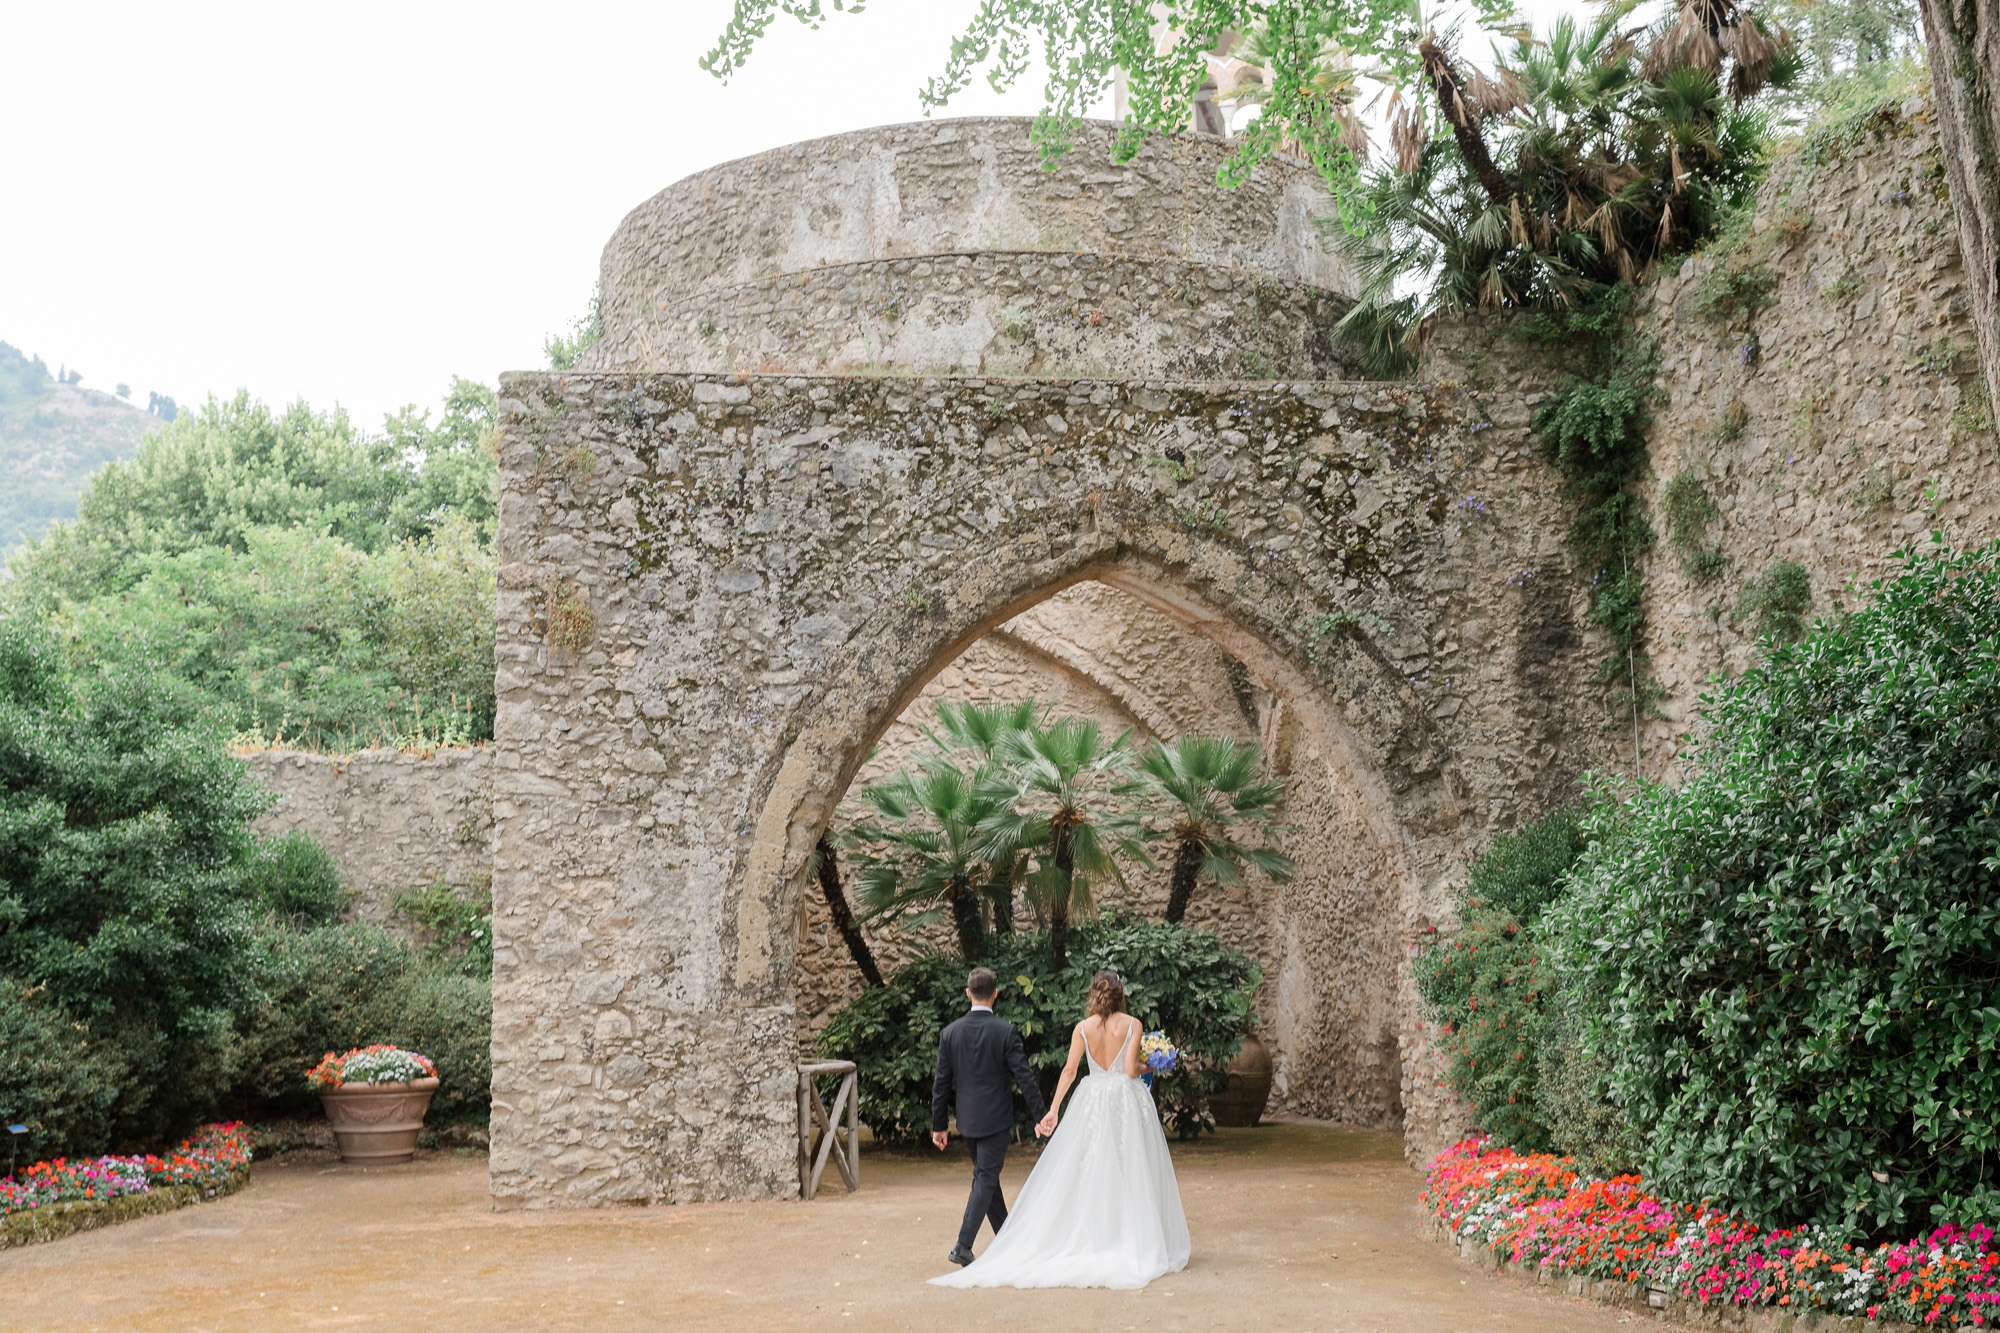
4, 1123, 1640, 1332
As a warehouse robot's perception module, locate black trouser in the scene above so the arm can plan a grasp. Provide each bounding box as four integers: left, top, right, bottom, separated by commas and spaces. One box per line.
957, 1132, 1010, 1251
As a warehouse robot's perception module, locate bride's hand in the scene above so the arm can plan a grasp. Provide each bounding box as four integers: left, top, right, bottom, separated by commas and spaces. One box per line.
1035, 1112, 1057, 1138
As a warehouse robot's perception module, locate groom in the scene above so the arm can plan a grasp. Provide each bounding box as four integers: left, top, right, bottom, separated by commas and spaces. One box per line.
931, 966, 1049, 1267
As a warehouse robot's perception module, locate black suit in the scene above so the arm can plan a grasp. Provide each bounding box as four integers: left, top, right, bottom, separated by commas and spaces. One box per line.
933, 1007, 1048, 1252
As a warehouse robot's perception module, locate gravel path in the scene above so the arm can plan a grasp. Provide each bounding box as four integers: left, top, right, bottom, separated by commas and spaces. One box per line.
3, 1123, 1637, 1331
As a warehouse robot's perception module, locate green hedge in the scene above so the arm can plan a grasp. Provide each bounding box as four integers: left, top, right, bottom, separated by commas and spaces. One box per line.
817, 913, 1260, 1143
1549, 538, 2000, 1234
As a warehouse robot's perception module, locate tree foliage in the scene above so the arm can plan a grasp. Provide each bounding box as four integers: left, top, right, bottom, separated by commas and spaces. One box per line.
701, 0, 1510, 197
1547, 538, 2000, 1235
1335, 0, 1796, 372
8, 384, 498, 749
0, 618, 267, 1149
1414, 805, 1586, 1154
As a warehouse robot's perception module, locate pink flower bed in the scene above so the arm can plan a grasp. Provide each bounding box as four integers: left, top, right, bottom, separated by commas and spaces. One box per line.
1, 1122, 251, 1218
1424, 1139, 2000, 1327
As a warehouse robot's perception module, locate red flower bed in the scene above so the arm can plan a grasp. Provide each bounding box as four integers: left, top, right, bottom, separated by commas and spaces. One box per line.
1424, 1139, 2000, 1327
1, 1122, 251, 1218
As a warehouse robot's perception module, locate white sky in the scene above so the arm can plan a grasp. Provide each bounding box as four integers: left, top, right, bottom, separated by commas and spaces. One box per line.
1, 0, 1580, 431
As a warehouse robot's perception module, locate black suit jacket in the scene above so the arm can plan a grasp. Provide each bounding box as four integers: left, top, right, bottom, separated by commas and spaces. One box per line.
932, 1008, 1048, 1139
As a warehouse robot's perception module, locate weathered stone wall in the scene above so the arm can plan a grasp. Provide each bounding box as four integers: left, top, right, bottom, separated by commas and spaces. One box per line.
489, 363, 1609, 1206
1633, 100, 2000, 767
579, 118, 1360, 381
242, 748, 494, 922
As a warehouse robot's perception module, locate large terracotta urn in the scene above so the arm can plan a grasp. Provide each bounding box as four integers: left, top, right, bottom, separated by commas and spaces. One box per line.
319, 1078, 439, 1165
1207, 1033, 1273, 1128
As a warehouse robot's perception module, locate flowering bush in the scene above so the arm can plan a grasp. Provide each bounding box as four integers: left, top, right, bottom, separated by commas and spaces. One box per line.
305, 1044, 437, 1088
1426, 1139, 2000, 1327
0, 1122, 251, 1218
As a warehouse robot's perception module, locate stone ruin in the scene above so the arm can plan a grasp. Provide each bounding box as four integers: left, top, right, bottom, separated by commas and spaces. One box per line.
483, 105, 2000, 1207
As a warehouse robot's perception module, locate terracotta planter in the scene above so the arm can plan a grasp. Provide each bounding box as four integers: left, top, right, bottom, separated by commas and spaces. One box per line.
1207, 1033, 1273, 1128
319, 1077, 438, 1165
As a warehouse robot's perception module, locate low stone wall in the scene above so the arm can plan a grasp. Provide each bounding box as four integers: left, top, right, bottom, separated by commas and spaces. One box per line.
242, 748, 494, 923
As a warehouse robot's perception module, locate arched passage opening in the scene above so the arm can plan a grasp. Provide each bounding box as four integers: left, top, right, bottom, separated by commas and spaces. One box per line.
743, 552, 1443, 1138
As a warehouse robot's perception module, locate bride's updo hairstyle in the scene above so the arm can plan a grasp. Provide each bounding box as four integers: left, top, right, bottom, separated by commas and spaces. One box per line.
1087, 969, 1127, 1019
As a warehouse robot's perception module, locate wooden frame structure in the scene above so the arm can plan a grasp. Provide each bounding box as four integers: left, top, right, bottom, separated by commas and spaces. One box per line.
797, 1060, 859, 1200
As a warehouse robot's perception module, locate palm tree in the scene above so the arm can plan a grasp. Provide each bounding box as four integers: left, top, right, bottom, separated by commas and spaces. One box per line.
811, 832, 883, 987
1332, 0, 1797, 374
847, 760, 1016, 963
925, 698, 1045, 936
979, 717, 1151, 971
1134, 735, 1296, 925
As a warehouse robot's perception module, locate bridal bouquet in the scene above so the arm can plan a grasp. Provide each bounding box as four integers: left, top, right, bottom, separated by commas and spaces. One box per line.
1140, 1031, 1180, 1088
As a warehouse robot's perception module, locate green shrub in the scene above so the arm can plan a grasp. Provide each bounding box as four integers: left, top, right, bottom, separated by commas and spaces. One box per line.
1414, 806, 1587, 1152
816, 913, 1260, 1144
230, 922, 491, 1124
0, 979, 130, 1161
1536, 994, 1643, 1176
0, 619, 270, 1149
1734, 558, 1814, 642
1661, 470, 1727, 584
381, 963, 490, 1124
393, 879, 492, 977
1548, 538, 2000, 1234
240, 830, 347, 926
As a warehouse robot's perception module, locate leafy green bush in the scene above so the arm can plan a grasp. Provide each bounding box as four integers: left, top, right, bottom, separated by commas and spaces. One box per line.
230, 922, 490, 1124
0, 618, 270, 1149
1414, 806, 1586, 1153
0, 978, 131, 1161
817, 913, 1260, 1144
1548, 539, 2000, 1234
240, 830, 347, 927
393, 878, 493, 977
1734, 559, 1814, 643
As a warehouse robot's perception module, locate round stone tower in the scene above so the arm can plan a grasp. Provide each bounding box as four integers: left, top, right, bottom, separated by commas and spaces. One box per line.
578, 117, 1361, 381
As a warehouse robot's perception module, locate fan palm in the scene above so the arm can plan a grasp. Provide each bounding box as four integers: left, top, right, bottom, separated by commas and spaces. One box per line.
923, 698, 1043, 935
1332, 0, 1796, 374
1135, 735, 1297, 925
978, 717, 1152, 972
848, 759, 1016, 963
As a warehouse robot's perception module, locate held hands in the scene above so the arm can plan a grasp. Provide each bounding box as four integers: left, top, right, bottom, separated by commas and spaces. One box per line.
1034, 1111, 1057, 1138
931, 1130, 949, 1151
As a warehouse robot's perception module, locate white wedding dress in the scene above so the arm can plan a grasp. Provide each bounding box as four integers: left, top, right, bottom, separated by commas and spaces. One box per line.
929, 1020, 1191, 1290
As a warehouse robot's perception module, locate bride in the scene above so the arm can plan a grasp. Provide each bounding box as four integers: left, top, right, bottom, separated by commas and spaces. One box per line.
929, 969, 1191, 1290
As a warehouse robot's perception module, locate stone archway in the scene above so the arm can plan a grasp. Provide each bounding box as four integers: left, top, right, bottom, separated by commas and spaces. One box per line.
488, 117, 1608, 1210
765, 554, 1435, 1132
488, 365, 1599, 1208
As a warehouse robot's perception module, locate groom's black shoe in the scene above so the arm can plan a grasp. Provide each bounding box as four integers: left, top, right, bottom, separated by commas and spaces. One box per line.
947, 1245, 976, 1267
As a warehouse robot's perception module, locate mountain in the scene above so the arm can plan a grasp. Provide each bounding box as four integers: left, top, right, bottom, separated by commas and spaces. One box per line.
0, 341, 163, 560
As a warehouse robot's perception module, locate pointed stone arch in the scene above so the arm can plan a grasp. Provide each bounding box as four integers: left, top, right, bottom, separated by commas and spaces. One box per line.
486, 366, 1605, 1208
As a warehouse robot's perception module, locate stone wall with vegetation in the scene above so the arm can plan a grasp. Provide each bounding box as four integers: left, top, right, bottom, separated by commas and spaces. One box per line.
1633, 99, 2000, 770
242, 747, 494, 923
488, 361, 1615, 1206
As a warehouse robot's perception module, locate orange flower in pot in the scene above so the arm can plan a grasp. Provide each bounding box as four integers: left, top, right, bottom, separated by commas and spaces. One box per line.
308, 1046, 439, 1166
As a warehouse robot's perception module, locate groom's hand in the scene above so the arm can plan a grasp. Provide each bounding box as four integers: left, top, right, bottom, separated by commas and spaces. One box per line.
931, 1131, 949, 1151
